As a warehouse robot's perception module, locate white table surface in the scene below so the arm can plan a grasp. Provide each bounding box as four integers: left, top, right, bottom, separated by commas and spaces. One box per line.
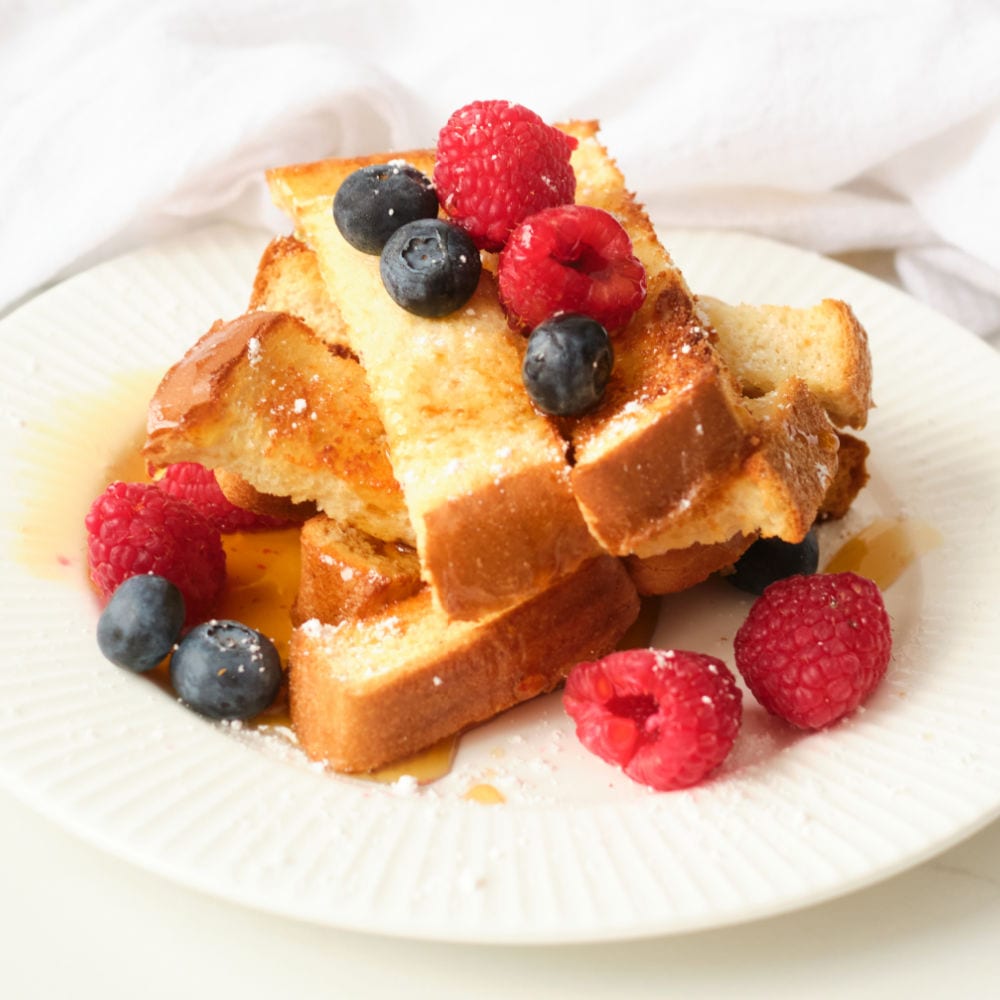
5, 251, 1000, 1000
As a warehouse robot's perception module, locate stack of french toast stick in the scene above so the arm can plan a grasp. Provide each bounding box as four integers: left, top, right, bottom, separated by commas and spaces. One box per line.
144, 120, 872, 774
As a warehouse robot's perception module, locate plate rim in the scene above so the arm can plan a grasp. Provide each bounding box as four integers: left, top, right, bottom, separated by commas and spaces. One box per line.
2, 221, 1000, 944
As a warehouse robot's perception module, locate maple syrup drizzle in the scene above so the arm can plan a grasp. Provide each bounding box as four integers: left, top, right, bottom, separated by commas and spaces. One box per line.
358, 735, 460, 786
463, 783, 506, 804
216, 527, 301, 662
13, 370, 160, 583
823, 517, 942, 589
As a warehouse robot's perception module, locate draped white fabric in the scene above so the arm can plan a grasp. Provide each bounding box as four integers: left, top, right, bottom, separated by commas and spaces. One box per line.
3, 0, 998, 344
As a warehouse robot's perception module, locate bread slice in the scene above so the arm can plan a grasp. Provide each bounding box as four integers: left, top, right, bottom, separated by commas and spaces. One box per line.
290, 554, 639, 772
624, 375, 840, 559
698, 295, 872, 429
622, 377, 843, 592
625, 532, 755, 596
144, 310, 414, 545
248, 234, 354, 354
269, 147, 600, 620
625, 426, 870, 595
560, 125, 755, 556
623, 294, 871, 591
293, 513, 422, 625
214, 468, 316, 522
818, 431, 871, 520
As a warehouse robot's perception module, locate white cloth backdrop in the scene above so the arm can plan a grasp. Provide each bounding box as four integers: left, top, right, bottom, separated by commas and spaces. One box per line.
3, 0, 999, 346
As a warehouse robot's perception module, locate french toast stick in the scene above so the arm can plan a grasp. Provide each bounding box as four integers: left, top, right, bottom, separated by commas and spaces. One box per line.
698, 296, 872, 429
625, 428, 869, 595
290, 554, 639, 773
624, 375, 841, 558
269, 149, 600, 621
144, 311, 414, 546
560, 124, 755, 555
293, 513, 422, 625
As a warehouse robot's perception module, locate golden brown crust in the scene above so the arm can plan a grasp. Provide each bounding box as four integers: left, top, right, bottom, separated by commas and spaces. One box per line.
214, 469, 316, 521
570, 358, 750, 554
144, 310, 413, 545
819, 432, 871, 520
628, 427, 870, 593
289, 554, 639, 773
249, 235, 355, 356
270, 148, 597, 620
626, 377, 840, 557
698, 295, 873, 429
824, 300, 873, 428
625, 533, 756, 595
146, 312, 265, 439
422, 463, 600, 618
627, 426, 869, 594
293, 514, 422, 625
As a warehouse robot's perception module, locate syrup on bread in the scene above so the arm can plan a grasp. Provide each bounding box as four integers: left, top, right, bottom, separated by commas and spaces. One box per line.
144, 310, 413, 546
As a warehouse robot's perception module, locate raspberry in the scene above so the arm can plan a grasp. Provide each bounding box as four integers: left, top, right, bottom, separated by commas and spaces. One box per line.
157, 462, 288, 532
498, 205, 646, 332
434, 99, 577, 251
563, 649, 742, 791
734, 572, 892, 729
85, 481, 226, 625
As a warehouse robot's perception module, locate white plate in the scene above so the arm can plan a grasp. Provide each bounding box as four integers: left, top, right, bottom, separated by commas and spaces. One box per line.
1, 223, 999, 944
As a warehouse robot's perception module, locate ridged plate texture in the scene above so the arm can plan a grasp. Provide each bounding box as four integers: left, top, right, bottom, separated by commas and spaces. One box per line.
1, 223, 998, 943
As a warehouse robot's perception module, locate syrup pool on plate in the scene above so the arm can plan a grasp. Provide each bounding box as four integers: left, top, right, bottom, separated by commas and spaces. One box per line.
823, 517, 942, 589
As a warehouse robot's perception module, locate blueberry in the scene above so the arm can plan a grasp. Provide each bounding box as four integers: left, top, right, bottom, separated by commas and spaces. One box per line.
97, 574, 185, 673
379, 218, 481, 317
727, 528, 820, 595
333, 162, 439, 255
521, 313, 614, 416
170, 620, 282, 720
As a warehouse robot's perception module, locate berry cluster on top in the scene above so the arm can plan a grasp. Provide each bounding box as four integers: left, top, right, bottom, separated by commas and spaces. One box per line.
332, 99, 648, 417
